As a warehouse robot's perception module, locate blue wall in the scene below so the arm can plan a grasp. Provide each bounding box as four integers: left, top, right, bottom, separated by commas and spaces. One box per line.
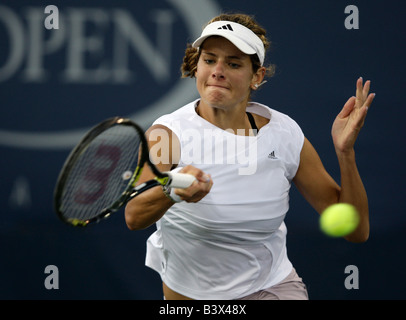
1, 0, 405, 299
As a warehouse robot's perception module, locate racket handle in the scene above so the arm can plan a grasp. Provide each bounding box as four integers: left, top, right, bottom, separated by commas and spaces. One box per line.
165, 172, 196, 188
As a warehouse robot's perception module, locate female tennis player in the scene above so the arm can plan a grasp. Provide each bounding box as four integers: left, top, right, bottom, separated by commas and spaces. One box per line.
124, 13, 375, 300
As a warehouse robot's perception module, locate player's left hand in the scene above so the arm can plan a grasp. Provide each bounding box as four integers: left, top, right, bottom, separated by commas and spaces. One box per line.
331, 77, 375, 154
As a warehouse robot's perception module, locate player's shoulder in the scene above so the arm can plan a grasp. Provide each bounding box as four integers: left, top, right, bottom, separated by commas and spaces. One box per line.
248, 101, 302, 132
153, 100, 198, 125
149, 99, 199, 140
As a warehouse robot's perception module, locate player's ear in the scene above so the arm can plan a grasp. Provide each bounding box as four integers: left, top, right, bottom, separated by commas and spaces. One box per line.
251, 67, 266, 90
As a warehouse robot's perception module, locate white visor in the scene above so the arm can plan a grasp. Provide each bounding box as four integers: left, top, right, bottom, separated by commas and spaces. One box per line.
192, 21, 265, 66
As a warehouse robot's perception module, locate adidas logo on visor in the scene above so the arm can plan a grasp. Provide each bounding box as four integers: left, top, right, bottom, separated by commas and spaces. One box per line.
218, 24, 234, 31
192, 21, 265, 66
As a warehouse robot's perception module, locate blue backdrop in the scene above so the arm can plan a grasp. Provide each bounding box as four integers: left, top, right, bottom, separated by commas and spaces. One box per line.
1, 0, 405, 299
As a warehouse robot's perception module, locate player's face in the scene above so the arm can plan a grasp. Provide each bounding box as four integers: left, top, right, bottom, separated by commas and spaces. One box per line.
195, 37, 256, 110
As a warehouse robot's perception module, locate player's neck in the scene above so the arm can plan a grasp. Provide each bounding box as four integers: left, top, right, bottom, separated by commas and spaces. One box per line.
196, 99, 254, 136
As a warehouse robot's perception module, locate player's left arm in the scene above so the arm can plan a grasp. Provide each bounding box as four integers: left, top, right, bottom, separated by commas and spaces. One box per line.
293, 78, 375, 243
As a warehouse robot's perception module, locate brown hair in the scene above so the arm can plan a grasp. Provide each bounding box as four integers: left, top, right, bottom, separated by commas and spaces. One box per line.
181, 13, 275, 80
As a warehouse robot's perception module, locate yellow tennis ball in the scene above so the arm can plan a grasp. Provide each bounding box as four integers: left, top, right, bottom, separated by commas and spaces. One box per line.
320, 203, 360, 237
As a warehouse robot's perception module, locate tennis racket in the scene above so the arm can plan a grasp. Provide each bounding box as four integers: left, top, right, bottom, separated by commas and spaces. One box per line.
53, 117, 195, 227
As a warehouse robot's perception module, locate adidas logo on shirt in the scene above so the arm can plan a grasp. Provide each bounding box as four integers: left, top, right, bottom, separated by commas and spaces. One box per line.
268, 151, 278, 159
218, 24, 234, 31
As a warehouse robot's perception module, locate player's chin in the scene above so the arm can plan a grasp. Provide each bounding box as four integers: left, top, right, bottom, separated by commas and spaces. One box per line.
202, 92, 230, 109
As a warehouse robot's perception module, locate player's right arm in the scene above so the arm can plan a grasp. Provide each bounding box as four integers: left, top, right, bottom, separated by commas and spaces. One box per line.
124, 124, 212, 230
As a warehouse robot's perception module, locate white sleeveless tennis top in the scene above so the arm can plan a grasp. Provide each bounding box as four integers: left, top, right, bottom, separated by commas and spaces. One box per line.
145, 99, 304, 299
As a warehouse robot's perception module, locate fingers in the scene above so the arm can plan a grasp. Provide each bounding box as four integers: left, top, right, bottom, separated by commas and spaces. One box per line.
349, 81, 376, 130
332, 78, 375, 153
362, 80, 371, 99
180, 165, 211, 184
356, 77, 363, 102
337, 96, 356, 119
356, 77, 373, 109
363, 92, 376, 111
175, 165, 213, 202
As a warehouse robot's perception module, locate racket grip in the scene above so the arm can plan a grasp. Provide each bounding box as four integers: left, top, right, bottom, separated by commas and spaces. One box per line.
165, 172, 196, 188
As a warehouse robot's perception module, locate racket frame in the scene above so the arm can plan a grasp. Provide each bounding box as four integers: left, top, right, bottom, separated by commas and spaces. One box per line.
54, 117, 170, 227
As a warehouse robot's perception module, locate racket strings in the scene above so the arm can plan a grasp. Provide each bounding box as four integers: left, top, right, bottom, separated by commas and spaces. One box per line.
60, 124, 142, 221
